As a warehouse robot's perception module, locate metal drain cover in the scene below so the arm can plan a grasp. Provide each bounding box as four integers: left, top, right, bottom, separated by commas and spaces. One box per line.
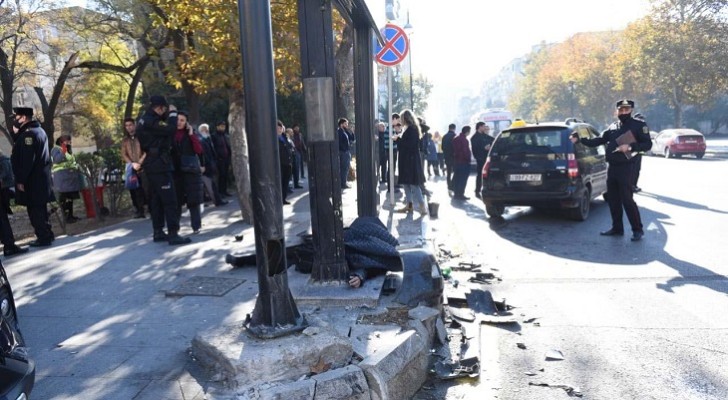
165, 276, 246, 297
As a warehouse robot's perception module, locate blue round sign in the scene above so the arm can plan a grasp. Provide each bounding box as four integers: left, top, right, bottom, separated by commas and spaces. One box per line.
375, 24, 409, 66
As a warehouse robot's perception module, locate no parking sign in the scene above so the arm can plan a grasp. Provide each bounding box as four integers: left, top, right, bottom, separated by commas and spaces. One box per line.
374, 24, 409, 66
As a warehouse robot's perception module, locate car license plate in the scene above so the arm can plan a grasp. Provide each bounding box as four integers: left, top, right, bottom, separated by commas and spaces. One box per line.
509, 174, 542, 182
685, 139, 697, 143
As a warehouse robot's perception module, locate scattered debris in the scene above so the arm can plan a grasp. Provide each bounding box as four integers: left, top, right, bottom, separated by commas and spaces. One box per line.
524, 371, 539, 376
545, 349, 565, 361
523, 317, 539, 324
529, 382, 583, 397
516, 342, 527, 349
234, 234, 244, 242
448, 307, 476, 322
433, 360, 479, 380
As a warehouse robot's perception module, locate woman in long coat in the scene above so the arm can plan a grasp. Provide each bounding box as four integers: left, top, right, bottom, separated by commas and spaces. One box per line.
172, 112, 205, 233
394, 110, 428, 216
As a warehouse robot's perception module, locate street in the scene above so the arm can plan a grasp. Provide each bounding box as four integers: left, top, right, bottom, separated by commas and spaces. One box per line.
418, 154, 728, 399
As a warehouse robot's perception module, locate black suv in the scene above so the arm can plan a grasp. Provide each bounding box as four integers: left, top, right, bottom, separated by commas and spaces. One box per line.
480, 119, 608, 221
1, 260, 35, 400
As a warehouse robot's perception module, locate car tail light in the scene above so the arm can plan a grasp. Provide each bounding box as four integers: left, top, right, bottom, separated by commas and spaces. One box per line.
482, 157, 491, 179
567, 153, 579, 178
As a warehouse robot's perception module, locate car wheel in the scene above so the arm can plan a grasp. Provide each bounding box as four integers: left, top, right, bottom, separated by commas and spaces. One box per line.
664, 147, 671, 158
696, 153, 705, 159
569, 188, 591, 221
485, 202, 504, 219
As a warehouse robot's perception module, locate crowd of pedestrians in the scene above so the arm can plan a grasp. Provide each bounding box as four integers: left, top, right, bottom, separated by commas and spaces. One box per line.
377, 110, 499, 213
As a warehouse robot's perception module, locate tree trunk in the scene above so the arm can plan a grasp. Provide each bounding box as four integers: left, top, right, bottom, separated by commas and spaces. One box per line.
228, 89, 254, 223
0, 48, 15, 144
674, 104, 683, 128
334, 24, 354, 120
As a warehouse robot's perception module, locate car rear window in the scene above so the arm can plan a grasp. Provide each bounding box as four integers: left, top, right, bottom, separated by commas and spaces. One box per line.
493, 128, 567, 155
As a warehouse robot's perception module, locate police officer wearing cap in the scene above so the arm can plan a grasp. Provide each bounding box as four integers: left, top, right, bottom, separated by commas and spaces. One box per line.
10, 106, 55, 247
570, 99, 652, 241
137, 95, 191, 245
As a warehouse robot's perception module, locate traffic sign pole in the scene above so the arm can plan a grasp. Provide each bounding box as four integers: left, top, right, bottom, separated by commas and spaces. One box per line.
388, 67, 395, 209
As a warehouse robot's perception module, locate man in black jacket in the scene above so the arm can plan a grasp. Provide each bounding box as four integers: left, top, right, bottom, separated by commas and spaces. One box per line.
10, 106, 54, 247
137, 95, 190, 245
570, 99, 652, 241
441, 123, 457, 192
470, 122, 494, 198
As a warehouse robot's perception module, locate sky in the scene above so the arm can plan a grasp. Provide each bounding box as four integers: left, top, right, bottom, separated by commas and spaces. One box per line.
65, 0, 652, 127
385, 0, 653, 128
402, 0, 651, 85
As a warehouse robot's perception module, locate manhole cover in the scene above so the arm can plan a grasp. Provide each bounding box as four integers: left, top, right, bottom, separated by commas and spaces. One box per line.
165, 276, 246, 297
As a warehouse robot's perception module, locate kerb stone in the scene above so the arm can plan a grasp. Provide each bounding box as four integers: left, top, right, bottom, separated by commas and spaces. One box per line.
312, 365, 371, 400
358, 329, 428, 400
192, 324, 352, 388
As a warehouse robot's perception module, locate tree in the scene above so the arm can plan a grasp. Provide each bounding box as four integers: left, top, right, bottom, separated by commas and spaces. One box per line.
625, 0, 728, 127
378, 72, 432, 121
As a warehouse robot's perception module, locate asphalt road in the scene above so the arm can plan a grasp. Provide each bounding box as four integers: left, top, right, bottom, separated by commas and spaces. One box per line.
417, 154, 728, 400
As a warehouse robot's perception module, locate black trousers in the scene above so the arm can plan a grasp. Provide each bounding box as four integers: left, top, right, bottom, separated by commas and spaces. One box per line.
606, 163, 643, 233
143, 171, 180, 234
281, 164, 292, 201
27, 204, 53, 242
474, 158, 486, 194
218, 158, 231, 195
632, 154, 642, 187
0, 191, 16, 246
445, 158, 454, 190
130, 172, 146, 214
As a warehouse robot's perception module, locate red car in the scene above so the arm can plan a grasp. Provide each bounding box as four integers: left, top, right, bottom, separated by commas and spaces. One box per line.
652, 128, 707, 159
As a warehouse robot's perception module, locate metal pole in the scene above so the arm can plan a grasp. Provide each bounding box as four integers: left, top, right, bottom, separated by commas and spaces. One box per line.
298, 0, 348, 283
353, 25, 377, 217
388, 68, 395, 208
409, 48, 414, 111
237, 0, 305, 338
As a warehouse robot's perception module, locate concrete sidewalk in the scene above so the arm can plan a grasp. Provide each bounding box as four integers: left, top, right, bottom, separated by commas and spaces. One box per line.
4, 177, 437, 400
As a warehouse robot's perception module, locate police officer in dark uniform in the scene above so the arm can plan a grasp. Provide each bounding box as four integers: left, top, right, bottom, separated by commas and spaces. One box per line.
570, 99, 652, 241
137, 95, 191, 246
10, 106, 55, 247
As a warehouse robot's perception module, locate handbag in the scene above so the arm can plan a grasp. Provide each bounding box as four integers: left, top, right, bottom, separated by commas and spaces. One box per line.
124, 163, 139, 189
180, 154, 201, 173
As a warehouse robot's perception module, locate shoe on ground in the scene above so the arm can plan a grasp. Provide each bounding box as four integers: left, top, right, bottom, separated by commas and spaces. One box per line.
29, 239, 53, 247
453, 195, 470, 201
294, 185, 304, 189
192, 229, 201, 235
631, 231, 644, 241
4, 245, 29, 257
153, 231, 169, 242
475, 192, 482, 199
168, 235, 191, 246
342, 184, 351, 189
283, 200, 291, 205
134, 213, 145, 219
215, 200, 229, 206
633, 186, 642, 192
600, 229, 624, 236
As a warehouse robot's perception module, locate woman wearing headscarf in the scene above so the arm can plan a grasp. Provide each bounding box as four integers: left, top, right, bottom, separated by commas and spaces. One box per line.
51, 134, 81, 223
